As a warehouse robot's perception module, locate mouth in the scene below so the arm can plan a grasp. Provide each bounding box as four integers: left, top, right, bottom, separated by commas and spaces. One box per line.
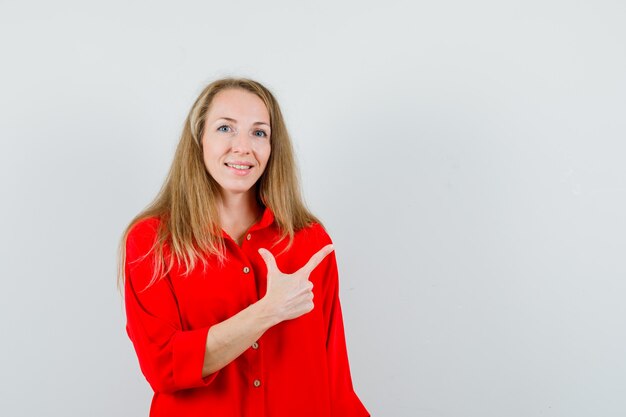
224, 162, 253, 170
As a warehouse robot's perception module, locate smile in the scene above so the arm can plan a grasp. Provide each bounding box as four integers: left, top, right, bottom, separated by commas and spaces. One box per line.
225, 163, 252, 170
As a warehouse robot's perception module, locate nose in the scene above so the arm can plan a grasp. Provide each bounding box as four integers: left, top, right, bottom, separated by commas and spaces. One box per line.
231, 131, 252, 154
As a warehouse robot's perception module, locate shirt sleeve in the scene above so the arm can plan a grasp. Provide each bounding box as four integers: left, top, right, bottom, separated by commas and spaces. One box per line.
315, 228, 370, 417
124, 219, 219, 394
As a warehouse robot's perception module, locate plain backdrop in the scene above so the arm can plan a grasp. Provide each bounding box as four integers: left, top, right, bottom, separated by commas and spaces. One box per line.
1, 1, 625, 416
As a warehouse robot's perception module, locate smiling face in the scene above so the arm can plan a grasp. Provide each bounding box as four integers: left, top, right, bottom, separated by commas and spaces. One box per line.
202, 88, 272, 201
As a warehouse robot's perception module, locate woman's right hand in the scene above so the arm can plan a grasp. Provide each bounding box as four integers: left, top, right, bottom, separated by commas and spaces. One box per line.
258, 244, 334, 324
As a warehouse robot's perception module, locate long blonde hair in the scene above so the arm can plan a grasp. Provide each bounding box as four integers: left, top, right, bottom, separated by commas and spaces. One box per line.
117, 78, 321, 291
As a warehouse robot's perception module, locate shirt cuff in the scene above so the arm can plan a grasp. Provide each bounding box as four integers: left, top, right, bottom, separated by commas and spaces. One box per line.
172, 326, 219, 389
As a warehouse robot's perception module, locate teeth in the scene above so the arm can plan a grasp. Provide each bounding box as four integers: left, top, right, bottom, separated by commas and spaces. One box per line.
227, 163, 251, 170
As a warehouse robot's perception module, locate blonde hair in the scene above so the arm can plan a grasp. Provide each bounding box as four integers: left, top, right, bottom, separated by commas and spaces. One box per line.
117, 78, 321, 291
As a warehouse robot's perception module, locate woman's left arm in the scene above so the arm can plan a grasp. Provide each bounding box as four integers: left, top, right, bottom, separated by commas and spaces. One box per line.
317, 235, 370, 417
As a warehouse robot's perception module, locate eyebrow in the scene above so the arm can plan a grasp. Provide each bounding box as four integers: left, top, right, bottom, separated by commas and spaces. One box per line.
215, 117, 270, 127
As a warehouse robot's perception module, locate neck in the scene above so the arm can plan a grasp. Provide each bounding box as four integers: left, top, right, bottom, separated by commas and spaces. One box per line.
217, 189, 263, 229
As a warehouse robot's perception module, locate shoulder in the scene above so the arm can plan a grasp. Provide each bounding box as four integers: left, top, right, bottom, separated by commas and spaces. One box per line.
125, 216, 162, 258
127, 216, 161, 241
123, 217, 165, 289
270, 220, 337, 276
296, 221, 333, 246
289, 222, 335, 265
295, 222, 339, 286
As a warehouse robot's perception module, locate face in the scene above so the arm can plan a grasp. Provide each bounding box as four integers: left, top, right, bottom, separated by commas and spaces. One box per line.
202, 88, 272, 200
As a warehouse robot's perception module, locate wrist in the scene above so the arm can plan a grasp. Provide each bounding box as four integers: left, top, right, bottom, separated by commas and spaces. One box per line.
252, 297, 281, 330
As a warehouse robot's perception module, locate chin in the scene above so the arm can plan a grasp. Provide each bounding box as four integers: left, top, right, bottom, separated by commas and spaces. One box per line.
220, 184, 257, 196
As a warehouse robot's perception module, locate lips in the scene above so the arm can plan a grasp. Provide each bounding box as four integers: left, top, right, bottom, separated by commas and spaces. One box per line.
225, 160, 254, 169
226, 164, 252, 169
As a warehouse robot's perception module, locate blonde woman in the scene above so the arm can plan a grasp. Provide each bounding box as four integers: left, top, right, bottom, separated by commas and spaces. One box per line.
118, 78, 369, 417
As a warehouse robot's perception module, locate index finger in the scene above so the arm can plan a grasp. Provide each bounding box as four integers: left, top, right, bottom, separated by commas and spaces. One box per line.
299, 244, 334, 276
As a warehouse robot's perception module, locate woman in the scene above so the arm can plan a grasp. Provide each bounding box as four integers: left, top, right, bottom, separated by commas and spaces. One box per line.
118, 78, 369, 417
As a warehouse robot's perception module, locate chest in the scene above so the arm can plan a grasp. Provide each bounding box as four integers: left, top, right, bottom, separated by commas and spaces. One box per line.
167, 229, 323, 329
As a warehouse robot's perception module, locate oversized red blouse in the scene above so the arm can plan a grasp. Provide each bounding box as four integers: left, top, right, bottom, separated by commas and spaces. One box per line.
124, 206, 370, 417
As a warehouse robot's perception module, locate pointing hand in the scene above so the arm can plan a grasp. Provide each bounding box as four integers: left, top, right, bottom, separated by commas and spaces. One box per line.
258, 244, 334, 324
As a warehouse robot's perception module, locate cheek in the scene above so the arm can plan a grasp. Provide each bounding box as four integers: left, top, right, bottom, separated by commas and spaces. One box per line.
202, 139, 224, 164
201, 145, 211, 165
258, 143, 271, 166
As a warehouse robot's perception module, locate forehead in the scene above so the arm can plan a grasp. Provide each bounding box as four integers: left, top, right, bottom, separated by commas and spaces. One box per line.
207, 88, 269, 123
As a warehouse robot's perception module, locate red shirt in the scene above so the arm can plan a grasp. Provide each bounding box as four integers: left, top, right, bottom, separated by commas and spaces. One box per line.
124, 207, 370, 417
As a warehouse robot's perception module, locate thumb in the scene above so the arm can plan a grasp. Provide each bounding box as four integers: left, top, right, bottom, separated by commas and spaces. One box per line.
258, 248, 278, 273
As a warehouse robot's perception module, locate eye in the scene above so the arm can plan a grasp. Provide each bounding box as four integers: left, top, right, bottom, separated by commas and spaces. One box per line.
254, 129, 268, 138
217, 125, 231, 132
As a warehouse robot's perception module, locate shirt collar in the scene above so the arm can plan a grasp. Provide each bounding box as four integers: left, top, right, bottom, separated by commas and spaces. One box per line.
249, 205, 275, 232
220, 205, 275, 239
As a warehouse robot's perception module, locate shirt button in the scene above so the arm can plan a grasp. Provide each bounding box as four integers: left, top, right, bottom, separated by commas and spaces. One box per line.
253, 379, 261, 387
252, 342, 259, 349
243, 266, 250, 274
246, 233, 252, 240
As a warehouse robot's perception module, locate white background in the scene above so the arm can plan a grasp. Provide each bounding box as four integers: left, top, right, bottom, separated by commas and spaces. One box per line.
1, 1, 625, 416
